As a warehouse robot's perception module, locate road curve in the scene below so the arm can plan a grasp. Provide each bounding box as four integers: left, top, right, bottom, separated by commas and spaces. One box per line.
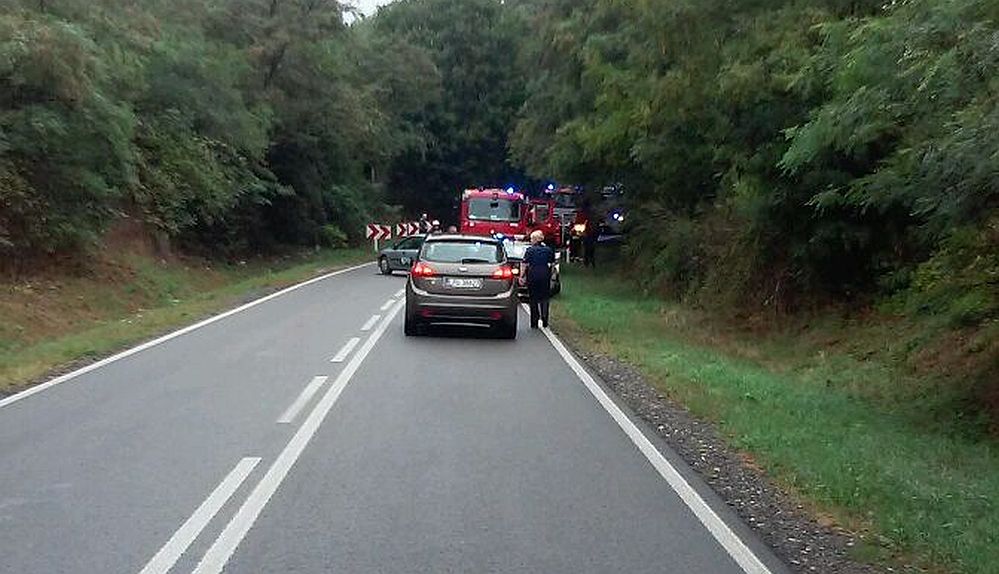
0, 265, 788, 574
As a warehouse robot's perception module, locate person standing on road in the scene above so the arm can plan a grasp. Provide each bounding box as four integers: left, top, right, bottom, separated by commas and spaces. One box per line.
522, 230, 555, 329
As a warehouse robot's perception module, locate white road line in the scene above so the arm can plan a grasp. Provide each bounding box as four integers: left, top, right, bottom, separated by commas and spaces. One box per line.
276, 376, 328, 424
0, 262, 374, 410
192, 301, 404, 574
379, 298, 396, 311
539, 313, 773, 574
138, 457, 260, 574
394, 288, 405, 298
330, 337, 361, 363
360, 314, 381, 332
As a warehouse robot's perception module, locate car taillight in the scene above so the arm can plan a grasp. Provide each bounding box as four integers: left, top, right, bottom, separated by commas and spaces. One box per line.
492, 266, 514, 280
411, 262, 436, 278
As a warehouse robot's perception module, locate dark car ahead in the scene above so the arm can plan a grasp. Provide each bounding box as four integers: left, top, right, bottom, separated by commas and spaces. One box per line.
378, 235, 426, 275
405, 235, 519, 338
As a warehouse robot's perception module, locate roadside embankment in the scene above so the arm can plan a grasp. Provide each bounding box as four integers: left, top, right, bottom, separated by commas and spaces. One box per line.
555, 266, 998, 574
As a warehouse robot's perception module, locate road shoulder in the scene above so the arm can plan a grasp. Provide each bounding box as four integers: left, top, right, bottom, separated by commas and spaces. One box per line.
552, 324, 883, 574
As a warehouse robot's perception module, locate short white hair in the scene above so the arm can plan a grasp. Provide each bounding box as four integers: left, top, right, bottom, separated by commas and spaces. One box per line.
530, 230, 544, 243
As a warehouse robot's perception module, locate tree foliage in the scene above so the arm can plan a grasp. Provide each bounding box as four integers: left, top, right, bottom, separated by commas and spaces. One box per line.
371, 0, 528, 217
0, 0, 438, 260
511, 0, 998, 323
1, 0, 996, 332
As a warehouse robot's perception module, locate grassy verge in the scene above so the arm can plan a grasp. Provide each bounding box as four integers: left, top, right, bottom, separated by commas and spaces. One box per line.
0, 247, 370, 394
556, 267, 998, 574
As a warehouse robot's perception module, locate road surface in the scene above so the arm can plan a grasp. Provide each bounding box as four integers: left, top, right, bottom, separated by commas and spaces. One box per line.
0, 264, 787, 574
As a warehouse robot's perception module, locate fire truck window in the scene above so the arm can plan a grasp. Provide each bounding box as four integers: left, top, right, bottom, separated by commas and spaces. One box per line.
467, 198, 521, 222
535, 204, 550, 221
554, 194, 576, 208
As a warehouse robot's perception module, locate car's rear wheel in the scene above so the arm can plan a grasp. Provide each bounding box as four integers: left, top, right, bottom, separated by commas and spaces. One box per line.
378, 256, 392, 275
498, 317, 518, 339
404, 314, 422, 336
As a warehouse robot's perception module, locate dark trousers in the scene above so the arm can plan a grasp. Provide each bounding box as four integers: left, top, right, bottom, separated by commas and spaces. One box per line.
583, 238, 596, 268
529, 296, 550, 328
528, 281, 550, 327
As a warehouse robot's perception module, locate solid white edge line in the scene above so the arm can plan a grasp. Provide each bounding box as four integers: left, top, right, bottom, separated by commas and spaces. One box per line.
360, 314, 381, 332
0, 262, 375, 411
330, 337, 361, 363
379, 298, 395, 311
276, 376, 328, 424
192, 301, 404, 574
139, 457, 261, 574
533, 305, 772, 574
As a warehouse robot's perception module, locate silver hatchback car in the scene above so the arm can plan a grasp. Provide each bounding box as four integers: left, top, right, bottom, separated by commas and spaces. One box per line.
404, 235, 519, 338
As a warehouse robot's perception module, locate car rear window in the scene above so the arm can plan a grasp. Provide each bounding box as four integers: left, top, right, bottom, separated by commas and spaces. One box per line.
421, 240, 504, 264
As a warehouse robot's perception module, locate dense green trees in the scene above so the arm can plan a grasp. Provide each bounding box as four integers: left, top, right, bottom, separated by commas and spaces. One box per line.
0, 0, 436, 262
1, 0, 995, 332
370, 0, 528, 217
0, 6, 136, 257
512, 0, 997, 325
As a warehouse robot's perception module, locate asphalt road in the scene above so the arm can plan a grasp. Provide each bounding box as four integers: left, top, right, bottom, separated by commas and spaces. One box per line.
0, 264, 788, 574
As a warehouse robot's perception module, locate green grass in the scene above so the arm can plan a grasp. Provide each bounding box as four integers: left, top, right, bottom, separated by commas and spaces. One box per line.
0, 247, 370, 393
555, 267, 998, 574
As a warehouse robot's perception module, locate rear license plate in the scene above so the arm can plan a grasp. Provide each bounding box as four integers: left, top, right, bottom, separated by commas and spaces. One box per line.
445, 278, 483, 289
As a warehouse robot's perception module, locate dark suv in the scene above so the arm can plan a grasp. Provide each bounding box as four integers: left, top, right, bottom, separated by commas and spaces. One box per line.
405, 235, 519, 338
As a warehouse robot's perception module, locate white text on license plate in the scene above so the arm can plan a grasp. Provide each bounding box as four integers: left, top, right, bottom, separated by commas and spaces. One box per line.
446, 278, 482, 289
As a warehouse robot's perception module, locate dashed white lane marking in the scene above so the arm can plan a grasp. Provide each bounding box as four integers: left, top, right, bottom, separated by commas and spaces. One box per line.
192, 302, 404, 574
537, 309, 772, 574
139, 457, 260, 574
379, 298, 396, 311
394, 288, 405, 298
330, 338, 361, 363
360, 315, 381, 332
0, 262, 374, 410
276, 376, 328, 424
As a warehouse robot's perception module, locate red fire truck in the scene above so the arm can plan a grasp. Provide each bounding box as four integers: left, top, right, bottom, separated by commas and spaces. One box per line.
458, 188, 561, 247
528, 197, 561, 247
459, 188, 526, 238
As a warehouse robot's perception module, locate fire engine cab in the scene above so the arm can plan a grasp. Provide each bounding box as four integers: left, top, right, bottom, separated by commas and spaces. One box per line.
459, 188, 561, 247
459, 188, 527, 238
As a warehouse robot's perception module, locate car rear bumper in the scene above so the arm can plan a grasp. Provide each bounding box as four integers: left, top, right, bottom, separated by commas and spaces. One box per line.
406, 283, 518, 324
